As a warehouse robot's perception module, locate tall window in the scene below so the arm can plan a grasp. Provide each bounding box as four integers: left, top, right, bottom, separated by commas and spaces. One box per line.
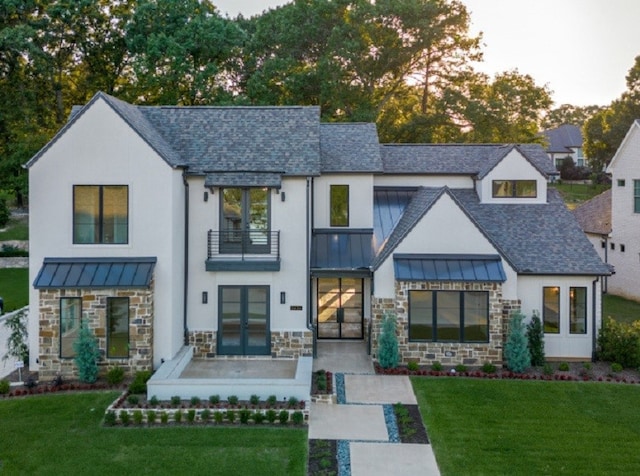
73, 185, 128, 244
107, 297, 129, 358
330, 185, 349, 226
543, 287, 560, 334
492, 180, 537, 198
220, 188, 270, 253
634, 180, 640, 213
570, 287, 587, 334
60, 298, 81, 358
409, 290, 489, 342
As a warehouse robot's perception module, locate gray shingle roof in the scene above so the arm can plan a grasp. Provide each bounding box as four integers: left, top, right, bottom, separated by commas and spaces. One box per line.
381, 143, 556, 178
542, 124, 583, 153
204, 172, 282, 188
572, 189, 612, 235
320, 123, 382, 172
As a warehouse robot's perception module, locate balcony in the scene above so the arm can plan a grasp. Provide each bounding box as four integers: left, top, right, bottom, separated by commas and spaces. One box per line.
206, 230, 280, 271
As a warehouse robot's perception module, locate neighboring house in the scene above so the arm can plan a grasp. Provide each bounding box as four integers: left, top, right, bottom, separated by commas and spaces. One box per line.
543, 124, 587, 170
605, 120, 640, 301
26, 92, 611, 380
572, 189, 612, 292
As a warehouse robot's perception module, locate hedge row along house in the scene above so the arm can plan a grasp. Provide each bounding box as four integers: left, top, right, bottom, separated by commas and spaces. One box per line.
26, 92, 611, 380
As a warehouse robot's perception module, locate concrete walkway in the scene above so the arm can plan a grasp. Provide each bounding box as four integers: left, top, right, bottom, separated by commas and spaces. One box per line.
310, 342, 440, 476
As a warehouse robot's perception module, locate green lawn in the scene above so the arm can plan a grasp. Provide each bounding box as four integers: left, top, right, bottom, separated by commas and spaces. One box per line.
0, 392, 308, 475
413, 378, 640, 475
0, 268, 29, 312
0, 214, 28, 240
603, 293, 640, 324
550, 182, 609, 209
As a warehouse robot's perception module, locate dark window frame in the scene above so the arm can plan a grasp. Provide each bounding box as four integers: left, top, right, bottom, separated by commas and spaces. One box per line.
60, 297, 82, 359
219, 187, 271, 254
73, 185, 129, 244
330, 184, 349, 227
107, 297, 129, 359
634, 180, 640, 213
569, 287, 587, 335
543, 286, 560, 334
492, 180, 537, 198
408, 290, 489, 343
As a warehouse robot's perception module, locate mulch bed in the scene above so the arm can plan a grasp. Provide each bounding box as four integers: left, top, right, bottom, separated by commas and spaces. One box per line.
394, 404, 429, 444
307, 439, 338, 476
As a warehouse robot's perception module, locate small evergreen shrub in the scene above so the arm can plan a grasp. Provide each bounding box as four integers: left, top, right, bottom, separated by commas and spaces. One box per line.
104, 411, 117, 426
133, 410, 144, 425
106, 365, 125, 386
226, 409, 236, 423
407, 361, 419, 372
149, 395, 159, 406
611, 362, 623, 373
526, 311, 546, 366
171, 395, 181, 407
455, 364, 467, 372
200, 409, 211, 422
266, 395, 277, 407
431, 361, 443, 371
378, 312, 399, 369
598, 317, 640, 368
583, 362, 592, 371
129, 370, 152, 394
213, 411, 224, 424
250, 394, 260, 405
187, 409, 196, 423
239, 409, 251, 424
558, 362, 570, 371
119, 410, 130, 426
160, 412, 168, 424
190, 396, 201, 406
0, 379, 9, 394
481, 362, 496, 374
287, 396, 299, 408
253, 411, 265, 424
278, 410, 289, 424
147, 410, 157, 424
266, 409, 277, 423
174, 410, 183, 423
73, 322, 100, 383
505, 311, 531, 373
127, 394, 139, 405
209, 394, 220, 405
227, 395, 239, 406
543, 363, 554, 375
291, 411, 304, 425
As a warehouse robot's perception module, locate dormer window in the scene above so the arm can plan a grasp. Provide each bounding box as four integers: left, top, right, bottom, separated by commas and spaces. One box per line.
492, 180, 537, 198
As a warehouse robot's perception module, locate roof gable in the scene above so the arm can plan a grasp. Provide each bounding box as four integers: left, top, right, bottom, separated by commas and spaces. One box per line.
572, 189, 611, 235
542, 124, 583, 153
606, 119, 640, 173
320, 123, 382, 172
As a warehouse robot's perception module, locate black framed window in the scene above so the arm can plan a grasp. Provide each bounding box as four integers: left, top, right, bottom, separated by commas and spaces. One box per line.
220, 188, 270, 253
570, 287, 587, 334
60, 298, 82, 358
107, 297, 129, 358
330, 184, 349, 227
492, 180, 537, 198
634, 180, 640, 213
409, 290, 489, 343
543, 287, 560, 334
73, 185, 128, 244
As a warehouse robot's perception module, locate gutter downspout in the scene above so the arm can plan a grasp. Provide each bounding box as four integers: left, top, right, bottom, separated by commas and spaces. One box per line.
306, 177, 317, 358
182, 169, 189, 346
592, 277, 599, 362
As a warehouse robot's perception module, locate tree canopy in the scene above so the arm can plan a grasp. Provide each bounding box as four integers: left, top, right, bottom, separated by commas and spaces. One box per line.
1, 0, 563, 204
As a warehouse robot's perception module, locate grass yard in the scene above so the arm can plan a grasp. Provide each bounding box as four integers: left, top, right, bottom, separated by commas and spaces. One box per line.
413, 378, 640, 475
0, 268, 29, 312
0, 392, 308, 475
550, 182, 609, 209
603, 293, 640, 324
0, 214, 28, 241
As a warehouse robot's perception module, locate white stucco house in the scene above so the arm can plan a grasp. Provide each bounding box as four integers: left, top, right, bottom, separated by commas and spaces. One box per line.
26, 92, 611, 380
604, 119, 640, 301
542, 124, 588, 170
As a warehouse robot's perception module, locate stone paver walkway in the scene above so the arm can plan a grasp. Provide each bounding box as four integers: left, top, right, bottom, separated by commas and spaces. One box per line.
310, 342, 440, 476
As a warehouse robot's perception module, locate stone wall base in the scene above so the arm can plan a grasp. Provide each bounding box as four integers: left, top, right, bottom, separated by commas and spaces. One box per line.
188, 329, 313, 359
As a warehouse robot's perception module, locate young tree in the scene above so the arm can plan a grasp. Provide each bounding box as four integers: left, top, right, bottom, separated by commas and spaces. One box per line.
378, 312, 399, 369
505, 311, 531, 373
73, 321, 100, 383
2, 309, 28, 364
526, 310, 545, 366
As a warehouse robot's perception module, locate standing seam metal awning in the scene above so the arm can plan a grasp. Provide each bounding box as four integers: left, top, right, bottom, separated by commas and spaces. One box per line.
310, 229, 373, 277
33, 257, 157, 289
393, 254, 506, 282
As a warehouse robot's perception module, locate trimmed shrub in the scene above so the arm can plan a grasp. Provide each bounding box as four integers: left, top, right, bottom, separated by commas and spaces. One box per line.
291, 411, 304, 425
505, 311, 531, 373
526, 311, 546, 366
278, 410, 289, 424
147, 410, 157, 424
598, 317, 640, 368
0, 379, 10, 395
73, 322, 100, 383
129, 370, 153, 394
200, 409, 211, 422
119, 410, 130, 426
266, 409, 277, 423
133, 410, 144, 425
481, 362, 496, 374
378, 312, 399, 369
106, 366, 125, 386
431, 361, 443, 371
239, 409, 252, 424
174, 410, 183, 423
209, 394, 220, 405
104, 411, 117, 426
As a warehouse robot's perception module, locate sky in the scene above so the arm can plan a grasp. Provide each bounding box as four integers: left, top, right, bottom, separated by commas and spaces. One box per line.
213, 0, 640, 107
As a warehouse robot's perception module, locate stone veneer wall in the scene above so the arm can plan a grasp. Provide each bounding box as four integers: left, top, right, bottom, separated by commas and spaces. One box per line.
371, 281, 512, 367
188, 330, 313, 359
38, 286, 153, 380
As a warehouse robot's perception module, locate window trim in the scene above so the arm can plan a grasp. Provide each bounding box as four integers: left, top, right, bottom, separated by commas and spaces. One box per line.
569, 287, 587, 335
408, 290, 489, 343
73, 185, 129, 245
106, 297, 130, 359
60, 297, 82, 359
491, 180, 537, 198
543, 286, 560, 334
330, 184, 349, 227
634, 180, 640, 213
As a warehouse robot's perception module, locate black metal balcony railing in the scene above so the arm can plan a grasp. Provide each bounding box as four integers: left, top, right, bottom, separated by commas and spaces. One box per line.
207, 230, 280, 261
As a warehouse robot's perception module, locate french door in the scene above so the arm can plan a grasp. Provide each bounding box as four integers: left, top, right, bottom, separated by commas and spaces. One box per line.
220, 188, 270, 254
317, 278, 364, 339
218, 286, 270, 355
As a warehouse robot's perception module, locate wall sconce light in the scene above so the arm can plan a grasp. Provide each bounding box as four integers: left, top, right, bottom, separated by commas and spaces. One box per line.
281, 191, 286, 202
280, 292, 286, 304
202, 291, 208, 304
204, 191, 209, 202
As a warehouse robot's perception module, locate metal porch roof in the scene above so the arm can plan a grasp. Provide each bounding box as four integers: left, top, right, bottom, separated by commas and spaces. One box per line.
393, 254, 506, 282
